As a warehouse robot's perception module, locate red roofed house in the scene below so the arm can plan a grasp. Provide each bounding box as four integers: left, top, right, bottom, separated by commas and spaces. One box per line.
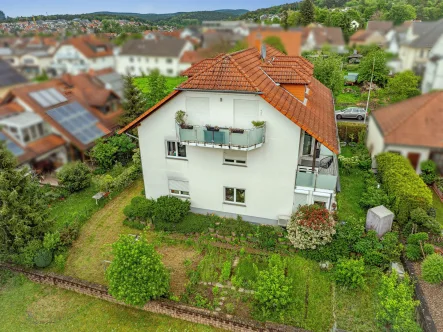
367, 91, 443, 174
119, 45, 339, 225
50, 35, 115, 76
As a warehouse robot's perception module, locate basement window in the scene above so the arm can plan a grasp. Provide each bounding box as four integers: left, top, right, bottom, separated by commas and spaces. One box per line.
223, 151, 247, 166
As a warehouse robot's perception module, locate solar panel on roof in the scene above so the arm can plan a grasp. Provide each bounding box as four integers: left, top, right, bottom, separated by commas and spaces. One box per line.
29, 88, 68, 108
0, 132, 24, 156
46, 102, 106, 145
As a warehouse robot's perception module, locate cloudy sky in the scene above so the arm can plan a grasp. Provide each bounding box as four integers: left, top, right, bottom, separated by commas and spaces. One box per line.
2, 0, 290, 17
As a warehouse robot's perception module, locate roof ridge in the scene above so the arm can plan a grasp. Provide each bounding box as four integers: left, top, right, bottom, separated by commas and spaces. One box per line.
227, 54, 261, 93
383, 92, 442, 136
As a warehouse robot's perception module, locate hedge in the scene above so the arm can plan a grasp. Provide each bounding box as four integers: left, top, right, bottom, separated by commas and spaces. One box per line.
376, 153, 433, 223
337, 122, 367, 143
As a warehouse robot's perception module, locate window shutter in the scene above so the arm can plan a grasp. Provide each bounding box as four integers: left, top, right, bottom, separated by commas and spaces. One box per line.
168, 180, 189, 192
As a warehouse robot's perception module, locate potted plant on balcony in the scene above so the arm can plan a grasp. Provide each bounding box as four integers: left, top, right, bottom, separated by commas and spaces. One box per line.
251, 120, 265, 127
206, 125, 220, 131
230, 127, 245, 134
175, 110, 193, 129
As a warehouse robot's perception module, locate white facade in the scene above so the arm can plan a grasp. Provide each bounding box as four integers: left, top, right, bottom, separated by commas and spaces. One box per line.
399, 45, 430, 72
116, 41, 193, 77
51, 45, 115, 75
137, 91, 337, 225
422, 35, 443, 93
366, 117, 430, 173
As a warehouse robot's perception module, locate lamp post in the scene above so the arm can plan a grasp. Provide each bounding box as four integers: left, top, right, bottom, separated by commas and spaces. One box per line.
364, 57, 376, 124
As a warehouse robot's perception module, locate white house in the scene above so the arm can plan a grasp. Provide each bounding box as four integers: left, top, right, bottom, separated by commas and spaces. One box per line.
119, 45, 339, 226
50, 35, 115, 75
422, 34, 443, 93
367, 91, 443, 174
399, 20, 443, 75
117, 39, 193, 77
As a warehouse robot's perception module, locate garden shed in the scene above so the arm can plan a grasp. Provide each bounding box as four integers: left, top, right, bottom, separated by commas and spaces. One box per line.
365, 205, 394, 237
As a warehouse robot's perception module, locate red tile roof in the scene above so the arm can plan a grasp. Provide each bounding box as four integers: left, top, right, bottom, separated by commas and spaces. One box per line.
60, 35, 113, 59
373, 91, 443, 148
261, 65, 310, 84
119, 46, 338, 154
0, 102, 24, 118
27, 134, 66, 155
180, 50, 205, 64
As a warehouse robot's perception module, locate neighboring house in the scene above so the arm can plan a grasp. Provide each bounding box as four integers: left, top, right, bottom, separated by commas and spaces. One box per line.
301, 27, 346, 53
399, 20, 443, 75
366, 21, 394, 35
247, 27, 302, 56
0, 59, 28, 98
50, 35, 115, 75
366, 92, 443, 174
349, 29, 386, 47
178, 50, 206, 74
350, 20, 360, 30
119, 45, 339, 226
202, 21, 257, 36
201, 30, 244, 49
422, 34, 443, 93
117, 39, 193, 77
0, 72, 123, 170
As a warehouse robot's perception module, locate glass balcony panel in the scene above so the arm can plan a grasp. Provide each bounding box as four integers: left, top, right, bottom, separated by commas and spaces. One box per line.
296, 171, 316, 188
316, 174, 337, 191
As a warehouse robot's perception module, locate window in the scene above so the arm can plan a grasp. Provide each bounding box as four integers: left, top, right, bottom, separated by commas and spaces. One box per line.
129, 57, 134, 63
145, 58, 149, 62
302, 131, 313, 155
30, 125, 37, 140
166, 58, 173, 64
169, 180, 190, 197
223, 151, 247, 166
167, 69, 173, 75
22, 128, 30, 143
166, 141, 187, 158
224, 187, 246, 205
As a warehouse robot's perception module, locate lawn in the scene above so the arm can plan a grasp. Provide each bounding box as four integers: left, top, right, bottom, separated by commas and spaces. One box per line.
0, 273, 217, 332
336, 167, 367, 221
134, 76, 186, 96
432, 191, 443, 226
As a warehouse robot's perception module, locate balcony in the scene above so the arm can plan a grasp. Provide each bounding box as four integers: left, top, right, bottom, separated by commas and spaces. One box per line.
176, 123, 266, 151
295, 154, 338, 191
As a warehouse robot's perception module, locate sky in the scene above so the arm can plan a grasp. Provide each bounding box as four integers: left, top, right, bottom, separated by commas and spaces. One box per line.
1, 0, 290, 17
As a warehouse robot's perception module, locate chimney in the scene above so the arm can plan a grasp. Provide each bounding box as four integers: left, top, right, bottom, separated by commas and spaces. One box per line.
254, 32, 262, 51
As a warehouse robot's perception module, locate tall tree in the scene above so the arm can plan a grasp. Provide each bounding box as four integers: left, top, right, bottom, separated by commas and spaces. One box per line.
300, 0, 316, 26
311, 54, 345, 96
146, 70, 167, 109
119, 75, 147, 127
385, 3, 416, 25
358, 50, 390, 87
0, 143, 52, 265
0, 11, 5, 21
264, 36, 287, 54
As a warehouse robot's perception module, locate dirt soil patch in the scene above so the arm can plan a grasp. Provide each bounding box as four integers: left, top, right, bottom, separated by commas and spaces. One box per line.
413, 262, 443, 330
157, 245, 202, 296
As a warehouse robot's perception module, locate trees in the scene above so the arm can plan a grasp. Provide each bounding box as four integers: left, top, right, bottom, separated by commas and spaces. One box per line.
106, 234, 170, 306
119, 75, 147, 127
311, 54, 345, 96
57, 162, 92, 192
0, 143, 52, 265
385, 3, 416, 25
358, 50, 390, 87
146, 70, 168, 109
385, 70, 420, 103
300, 0, 315, 26
263, 36, 287, 54
90, 134, 137, 172
422, 254, 443, 284
287, 10, 302, 27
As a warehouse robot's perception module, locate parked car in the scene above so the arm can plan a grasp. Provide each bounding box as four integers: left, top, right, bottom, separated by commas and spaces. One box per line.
336, 107, 367, 120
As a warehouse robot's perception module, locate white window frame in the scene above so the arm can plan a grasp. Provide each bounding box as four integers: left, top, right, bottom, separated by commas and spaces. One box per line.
224, 157, 247, 166
165, 140, 187, 159
224, 187, 246, 206
169, 189, 190, 198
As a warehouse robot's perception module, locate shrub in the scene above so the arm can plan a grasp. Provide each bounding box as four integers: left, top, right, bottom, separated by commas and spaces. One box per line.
57, 162, 91, 193
377, 271, 420, 331
123, 196, 155, 221
54, 254, 66, 272
59, 221, 81, 247
219, 260, 231, 282
43, 232, 60, 251
422, 254, 443, 284
410, 208, 441, 234
337, 122, 366, 143
380, 232, 402, 264
287, 205, 336, 249
34, 249, 53, 268
152, 196, 190, 224
154, 213, 210, 234
123, 219, 146, 230
15, 240, 43, 267
90, 134, 136, 171
424, 243, 435, 256
255, 225, 279, 250
108, 164, 141, 192
254, 255, 293, 318
359, 181, 390, 210
376, 153, 433, 223
405, 244, 422, 261
106, 234, 170, 306
407, 232, 428, 245
420, 160, 437, 185
334, 258, 366, 289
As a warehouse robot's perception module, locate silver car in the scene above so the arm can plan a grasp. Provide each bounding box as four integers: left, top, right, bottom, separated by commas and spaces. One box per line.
336, 107, 367, 120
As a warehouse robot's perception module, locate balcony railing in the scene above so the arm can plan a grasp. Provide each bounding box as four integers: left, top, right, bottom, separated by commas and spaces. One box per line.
176, 123, 266, 151
295, 155, 338, 191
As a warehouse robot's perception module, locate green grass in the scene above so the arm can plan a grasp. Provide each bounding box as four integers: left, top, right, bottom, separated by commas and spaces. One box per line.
0, 274, 217, 332
335, 269, 382, 331
134, 76, 186, 96
433, 191, 443, 226
337, 168, 367, 221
